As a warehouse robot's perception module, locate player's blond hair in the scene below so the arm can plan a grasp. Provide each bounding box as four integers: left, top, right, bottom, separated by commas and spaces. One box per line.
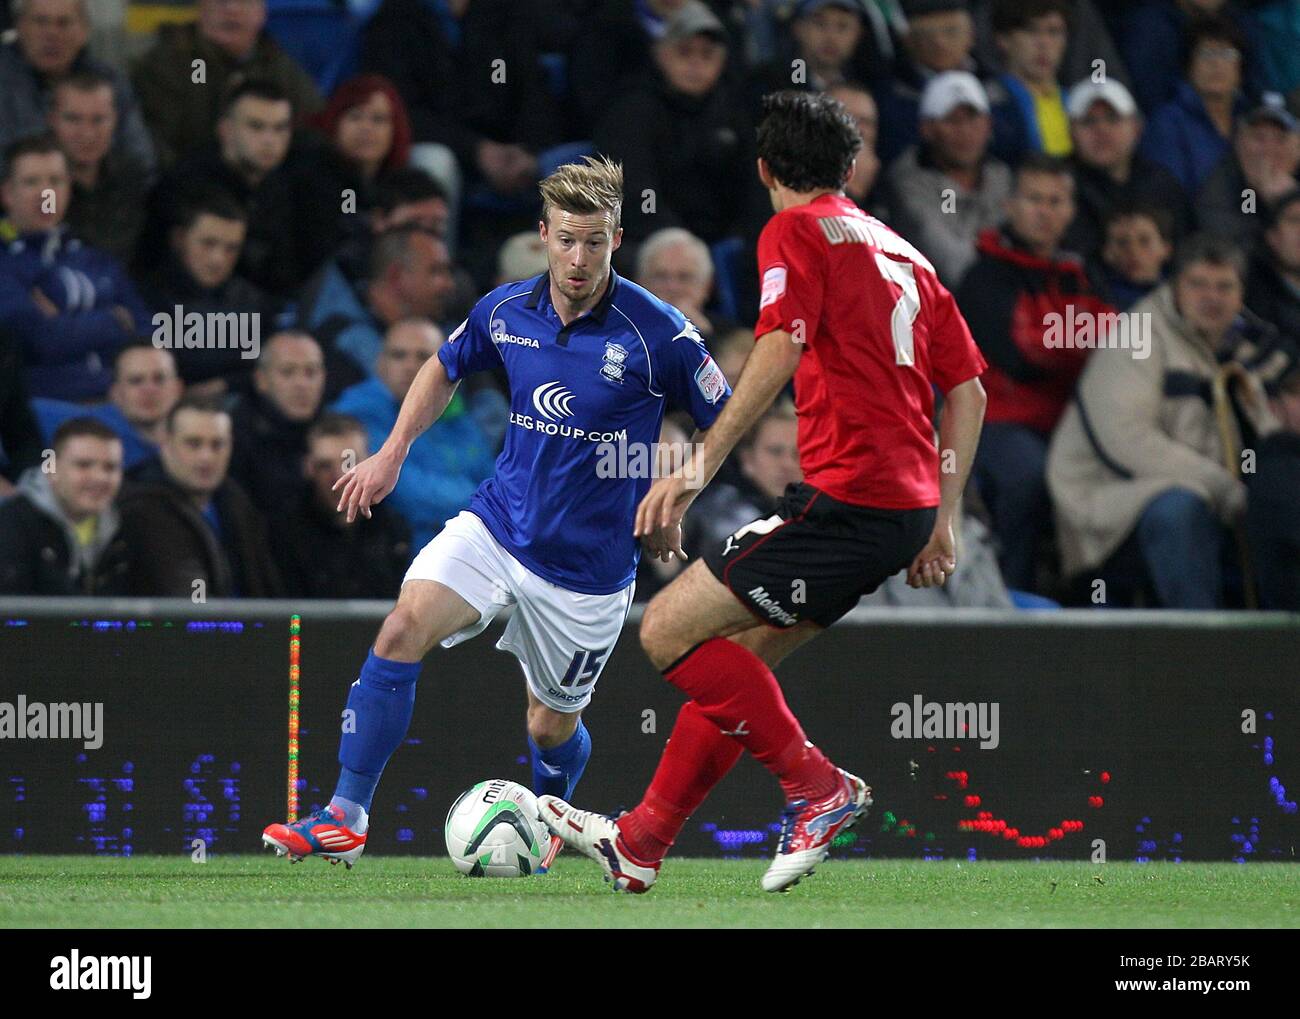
539, 155, 624, 232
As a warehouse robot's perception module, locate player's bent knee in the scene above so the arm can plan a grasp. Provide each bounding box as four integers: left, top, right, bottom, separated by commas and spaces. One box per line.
374, 604, 434, 661
527, 704, 578, 749
639, 598, 682, 673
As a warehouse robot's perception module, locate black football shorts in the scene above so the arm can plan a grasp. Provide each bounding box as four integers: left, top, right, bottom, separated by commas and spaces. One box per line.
702, 482, 936, 629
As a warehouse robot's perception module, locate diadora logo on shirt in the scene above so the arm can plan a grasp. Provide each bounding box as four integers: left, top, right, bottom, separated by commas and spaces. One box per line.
490, 317, 540, 349
532, 381, 576, 421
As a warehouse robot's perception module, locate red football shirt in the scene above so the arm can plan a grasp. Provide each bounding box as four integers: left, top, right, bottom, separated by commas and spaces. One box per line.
754, 193, 987, 509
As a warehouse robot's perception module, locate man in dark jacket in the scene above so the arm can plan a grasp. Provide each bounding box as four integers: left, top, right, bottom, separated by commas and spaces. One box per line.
228, 331, 326, 519
139, 189, 279, 393
275, 413, 412, 599
1247, 188, 1300, 337
596, 3, 756, 253
0, 415, 132, 595
117, 395, 281, 598
131, 0, 322, 168
956, 153, 1112, 591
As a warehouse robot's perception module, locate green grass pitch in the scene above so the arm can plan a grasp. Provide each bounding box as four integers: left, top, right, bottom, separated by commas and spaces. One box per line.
1, 856, 1296, 928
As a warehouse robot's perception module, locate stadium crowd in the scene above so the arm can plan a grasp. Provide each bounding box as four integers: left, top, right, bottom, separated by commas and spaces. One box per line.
0, 0, 1297, 610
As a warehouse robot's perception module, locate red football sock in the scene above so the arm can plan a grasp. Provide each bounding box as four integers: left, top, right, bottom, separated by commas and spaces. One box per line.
617, 700, 742, 862
663, 637, 839, 803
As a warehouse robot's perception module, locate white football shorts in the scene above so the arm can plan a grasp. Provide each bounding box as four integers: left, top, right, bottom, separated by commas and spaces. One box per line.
402, 510, 634, 712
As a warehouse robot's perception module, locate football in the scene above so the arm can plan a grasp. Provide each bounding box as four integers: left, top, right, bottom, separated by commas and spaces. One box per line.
444, 778, 549, 877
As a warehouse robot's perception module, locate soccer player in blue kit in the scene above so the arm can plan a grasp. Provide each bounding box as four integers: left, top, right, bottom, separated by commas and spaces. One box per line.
261, 157, 731, 869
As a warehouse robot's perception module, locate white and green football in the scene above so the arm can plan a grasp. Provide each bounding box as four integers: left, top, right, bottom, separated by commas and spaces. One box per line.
444, 779, 549, 877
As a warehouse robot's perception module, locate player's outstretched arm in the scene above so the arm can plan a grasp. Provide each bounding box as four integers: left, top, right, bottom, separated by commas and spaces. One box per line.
907, 375, 987, 588
333, 356, 461, 523
635, 329, 800, 536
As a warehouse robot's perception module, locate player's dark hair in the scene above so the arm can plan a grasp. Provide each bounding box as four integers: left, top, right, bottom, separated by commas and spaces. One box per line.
376, 167, 447, 213
1104, 201, 1174, 244
1173, 232, 1246, 282
220, 76, 292, 118
1, 133, 65, 182
991, 0, 1069, 34
174, 188, 249, 232
166, 393, 230, 432
1183, 14, 1247, 72
52, 416, 120, 454
1013, 151, 1073, 190
757, 91, 862, 193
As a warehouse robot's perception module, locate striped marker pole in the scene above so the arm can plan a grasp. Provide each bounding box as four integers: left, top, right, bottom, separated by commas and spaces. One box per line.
288, 614, 301, 822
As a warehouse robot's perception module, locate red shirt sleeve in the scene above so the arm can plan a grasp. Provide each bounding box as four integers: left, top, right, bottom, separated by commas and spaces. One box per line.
924, 274, 988, 394
754, 212, 826, 345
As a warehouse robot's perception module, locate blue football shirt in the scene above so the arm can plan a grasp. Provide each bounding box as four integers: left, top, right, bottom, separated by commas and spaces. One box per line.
437, 269, 731, 594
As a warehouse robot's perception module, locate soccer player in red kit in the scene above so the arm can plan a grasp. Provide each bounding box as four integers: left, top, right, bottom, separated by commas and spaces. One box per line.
541, 91, 989, 893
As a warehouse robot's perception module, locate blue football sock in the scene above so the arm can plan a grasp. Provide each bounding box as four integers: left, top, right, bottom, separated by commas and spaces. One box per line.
332, 649, 421, 822
529, 720, 591, 800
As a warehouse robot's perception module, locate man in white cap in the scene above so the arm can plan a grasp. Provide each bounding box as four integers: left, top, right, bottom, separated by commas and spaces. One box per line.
880, 69, 1011, 285
1063, 77, 1190, 260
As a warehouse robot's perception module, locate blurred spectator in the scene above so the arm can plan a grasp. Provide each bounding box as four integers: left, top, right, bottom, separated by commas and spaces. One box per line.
131, 0, 322, 168
118, 394, 281, 597
332, 166, 452, 287
1138, 13, 1249, 198
957, 154, 1111, 591
33, 341, 183, 470
1047, 236, 1280, 608
710, 326, 754, 386
571, 0, 758, 129
1245, 339, 1300, 610
1246, 188, 1300, 340
876, 0, 982, 165
880, 71, 1011, 286
331, 318, 495, 550
596, 4, 755, 250
973, 0, 1129, 93
1118, 0, 1267, 114
986, 0, 1073, 163
359, 0, 559, 196
1097, 203, 1175, 310
298, 224, 456, 385
228, 331, 326, 517
827, 82, 883, 210
138, 78, 340, 299
752, 0, 877, 97
1062, 78, 1191, 262
0, 0, 154, 175
139, 189, 278, 393
307, 74, 413, 266
49, 70, 149, 264
684, 398, 801, 554
0, 326, 45, 496
496, 230, 549, 285
1196, 93, 1300, 245
0, 135, 150, 402
0, 416, 131, 594
636, 227, 737, 339
274, 412, 412, 599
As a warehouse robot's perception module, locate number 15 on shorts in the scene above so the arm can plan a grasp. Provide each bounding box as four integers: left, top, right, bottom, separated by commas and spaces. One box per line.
560, 647, 609, 688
